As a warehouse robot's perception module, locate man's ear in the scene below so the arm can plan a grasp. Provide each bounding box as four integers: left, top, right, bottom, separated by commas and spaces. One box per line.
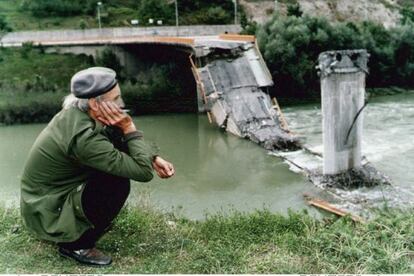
88, 98, 99, 111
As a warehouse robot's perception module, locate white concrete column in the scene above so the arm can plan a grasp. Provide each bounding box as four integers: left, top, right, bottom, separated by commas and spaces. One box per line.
318, 50, 369, 175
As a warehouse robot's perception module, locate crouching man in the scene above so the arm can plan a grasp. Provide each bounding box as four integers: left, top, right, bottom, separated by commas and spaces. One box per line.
20, 67, 174, 266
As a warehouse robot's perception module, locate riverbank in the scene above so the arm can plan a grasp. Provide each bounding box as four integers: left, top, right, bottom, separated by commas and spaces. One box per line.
1, 205, 413, 273
0, 47, 196, 125
2, 86, 412, 124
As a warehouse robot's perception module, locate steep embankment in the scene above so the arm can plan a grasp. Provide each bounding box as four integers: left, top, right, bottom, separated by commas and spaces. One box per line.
240, 0, 409, 28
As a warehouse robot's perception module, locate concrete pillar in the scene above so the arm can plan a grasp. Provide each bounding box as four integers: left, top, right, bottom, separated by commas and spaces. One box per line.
317, 50, 369, 175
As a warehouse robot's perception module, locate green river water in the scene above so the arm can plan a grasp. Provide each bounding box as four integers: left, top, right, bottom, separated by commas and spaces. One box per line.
1, 93, 413, 219
0, 113, 319, 219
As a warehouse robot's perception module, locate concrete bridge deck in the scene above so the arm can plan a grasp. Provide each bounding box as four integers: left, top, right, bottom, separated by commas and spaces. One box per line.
0, 25, 242, 48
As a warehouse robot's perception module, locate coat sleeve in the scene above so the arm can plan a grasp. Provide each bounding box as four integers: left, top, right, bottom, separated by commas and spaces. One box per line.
69, 128, 154, 182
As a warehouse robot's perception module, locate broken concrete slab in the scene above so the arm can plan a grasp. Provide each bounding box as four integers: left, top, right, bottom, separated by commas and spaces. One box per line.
194, 40, 300, 150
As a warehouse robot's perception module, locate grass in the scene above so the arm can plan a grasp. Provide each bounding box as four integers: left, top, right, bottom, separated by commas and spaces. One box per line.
0, 47, 93, 89
1, 205, 413, 273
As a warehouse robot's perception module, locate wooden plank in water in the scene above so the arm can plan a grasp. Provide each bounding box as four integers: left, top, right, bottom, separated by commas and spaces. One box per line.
272, 97, 291, 133
304, 195, 365, 223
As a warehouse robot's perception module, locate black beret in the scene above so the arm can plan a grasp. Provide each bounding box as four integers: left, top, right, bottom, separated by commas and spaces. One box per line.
71, 67, 117, 99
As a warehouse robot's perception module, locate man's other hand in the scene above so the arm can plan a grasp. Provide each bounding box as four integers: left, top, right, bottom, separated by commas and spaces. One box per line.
152, 156, 175, 179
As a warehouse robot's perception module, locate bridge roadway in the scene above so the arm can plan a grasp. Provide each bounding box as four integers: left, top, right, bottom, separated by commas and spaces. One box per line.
0, 25, 242, 49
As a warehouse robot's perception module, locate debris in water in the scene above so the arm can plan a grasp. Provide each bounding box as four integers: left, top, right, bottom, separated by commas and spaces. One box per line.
304, 194, 365, 223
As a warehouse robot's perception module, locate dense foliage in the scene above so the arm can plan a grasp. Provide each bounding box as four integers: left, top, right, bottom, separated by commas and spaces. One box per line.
19, 0, 235, 26
20, 0, 94, 17
257, 14, 414, 101
401, 4, 414, 24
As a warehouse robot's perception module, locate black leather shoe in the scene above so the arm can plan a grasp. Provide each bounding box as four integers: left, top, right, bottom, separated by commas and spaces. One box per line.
58, 247, 112, 266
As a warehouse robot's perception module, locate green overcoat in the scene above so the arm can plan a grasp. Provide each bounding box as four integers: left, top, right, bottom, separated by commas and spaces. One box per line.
20, 107, 155, 242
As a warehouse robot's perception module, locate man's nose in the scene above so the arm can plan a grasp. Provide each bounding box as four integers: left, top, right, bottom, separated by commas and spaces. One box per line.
117, 98, 125, 108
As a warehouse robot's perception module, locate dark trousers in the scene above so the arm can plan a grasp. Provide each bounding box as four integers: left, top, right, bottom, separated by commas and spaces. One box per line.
58, 127, 130, 250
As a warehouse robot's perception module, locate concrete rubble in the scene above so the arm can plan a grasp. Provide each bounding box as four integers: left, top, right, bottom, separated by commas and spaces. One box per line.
309, 162, 392, 189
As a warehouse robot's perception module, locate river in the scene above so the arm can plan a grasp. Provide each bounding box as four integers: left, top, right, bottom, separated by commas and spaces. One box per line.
0, 93, 413, 219
281, 92, 414, 215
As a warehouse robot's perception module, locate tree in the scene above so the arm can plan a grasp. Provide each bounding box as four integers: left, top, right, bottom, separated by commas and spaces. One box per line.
256, 14, 414, 100
95, 48, 125, 81
138, 0, 174, 26
257, 15, 337, 99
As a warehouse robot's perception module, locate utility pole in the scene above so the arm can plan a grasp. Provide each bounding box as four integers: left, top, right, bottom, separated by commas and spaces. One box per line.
97, 2, 102, 31
233, 0, 237, 24
175, 0, 179, 36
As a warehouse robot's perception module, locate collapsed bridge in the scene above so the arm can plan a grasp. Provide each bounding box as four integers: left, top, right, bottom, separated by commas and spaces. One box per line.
2, 26, 395, 217
1, 26, 299, 150
192, 35, 299, 150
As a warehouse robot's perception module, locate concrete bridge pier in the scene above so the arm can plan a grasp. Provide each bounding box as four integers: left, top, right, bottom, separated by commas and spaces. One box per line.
318, 50, 369, 175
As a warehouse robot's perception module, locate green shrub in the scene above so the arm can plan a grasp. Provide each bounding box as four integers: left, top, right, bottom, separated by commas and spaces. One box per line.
287, 3, 303, 17
0, 15, 12, 32
20, 0, 85, 17
0, 92, 63, 124
79, 19, 88, 30
20, 42, 34, 59
95, 47, 125, 80
400, 5, 414, 24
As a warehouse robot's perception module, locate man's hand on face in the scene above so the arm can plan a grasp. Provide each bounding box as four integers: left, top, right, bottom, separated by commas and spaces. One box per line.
96, 101, 136, 134
95, 101, 175, 179
152, 156, 175, 179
